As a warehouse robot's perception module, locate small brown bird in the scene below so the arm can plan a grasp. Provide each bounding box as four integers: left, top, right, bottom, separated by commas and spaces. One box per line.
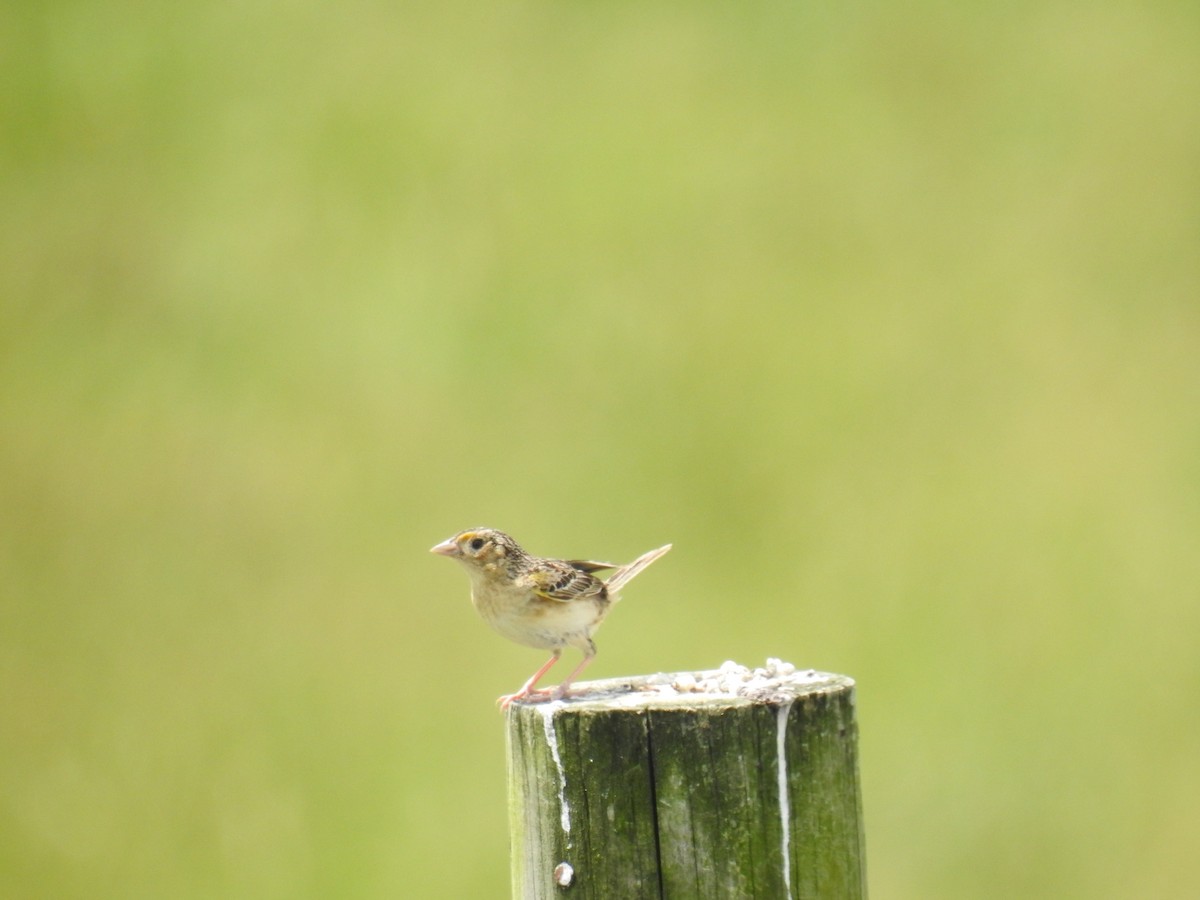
430, 528, 672, 708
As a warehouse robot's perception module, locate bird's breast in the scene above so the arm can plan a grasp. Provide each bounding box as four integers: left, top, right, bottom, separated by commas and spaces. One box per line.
471, 582, 606, 651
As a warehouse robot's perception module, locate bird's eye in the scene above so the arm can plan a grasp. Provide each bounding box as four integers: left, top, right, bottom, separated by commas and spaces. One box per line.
469, 537, 485, 551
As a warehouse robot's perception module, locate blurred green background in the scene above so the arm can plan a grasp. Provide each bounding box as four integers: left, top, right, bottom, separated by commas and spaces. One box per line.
3, 1, 1198, 897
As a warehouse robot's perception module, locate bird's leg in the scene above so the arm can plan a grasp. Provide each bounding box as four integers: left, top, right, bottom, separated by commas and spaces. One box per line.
550, 641, 596, 701
498, 651, 561, 710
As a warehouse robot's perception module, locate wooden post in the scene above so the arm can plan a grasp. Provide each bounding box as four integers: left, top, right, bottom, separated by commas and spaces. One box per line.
506, 661, 866, 899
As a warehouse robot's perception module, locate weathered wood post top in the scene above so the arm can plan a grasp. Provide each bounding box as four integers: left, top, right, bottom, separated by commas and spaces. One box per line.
506, 659, 865, 899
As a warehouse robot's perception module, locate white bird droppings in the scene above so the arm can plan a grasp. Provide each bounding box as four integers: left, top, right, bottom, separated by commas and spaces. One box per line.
539, 703, 570, 835
777, 699, 795, 900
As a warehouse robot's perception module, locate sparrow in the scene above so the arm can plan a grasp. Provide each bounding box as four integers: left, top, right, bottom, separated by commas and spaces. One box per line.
430, 528, 671, 709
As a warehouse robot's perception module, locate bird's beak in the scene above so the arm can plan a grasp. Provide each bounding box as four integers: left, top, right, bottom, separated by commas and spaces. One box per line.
430, 538, 460, 557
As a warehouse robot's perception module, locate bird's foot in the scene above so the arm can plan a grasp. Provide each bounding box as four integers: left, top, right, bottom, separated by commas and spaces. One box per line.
497, 688, 554, 711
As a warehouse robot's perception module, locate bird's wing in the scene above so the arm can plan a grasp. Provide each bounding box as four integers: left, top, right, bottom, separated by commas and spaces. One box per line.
524, 560, 607, 603
566, 559, 618, 573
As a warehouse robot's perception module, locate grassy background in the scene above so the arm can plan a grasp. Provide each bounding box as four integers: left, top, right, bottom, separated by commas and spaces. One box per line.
3, 1, 1198, 897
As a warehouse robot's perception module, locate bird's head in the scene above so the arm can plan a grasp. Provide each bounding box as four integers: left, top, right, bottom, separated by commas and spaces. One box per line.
430, 527, 526, 578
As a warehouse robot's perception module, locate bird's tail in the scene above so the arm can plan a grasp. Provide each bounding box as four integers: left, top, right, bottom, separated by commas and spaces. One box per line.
606, 543, 672, 594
